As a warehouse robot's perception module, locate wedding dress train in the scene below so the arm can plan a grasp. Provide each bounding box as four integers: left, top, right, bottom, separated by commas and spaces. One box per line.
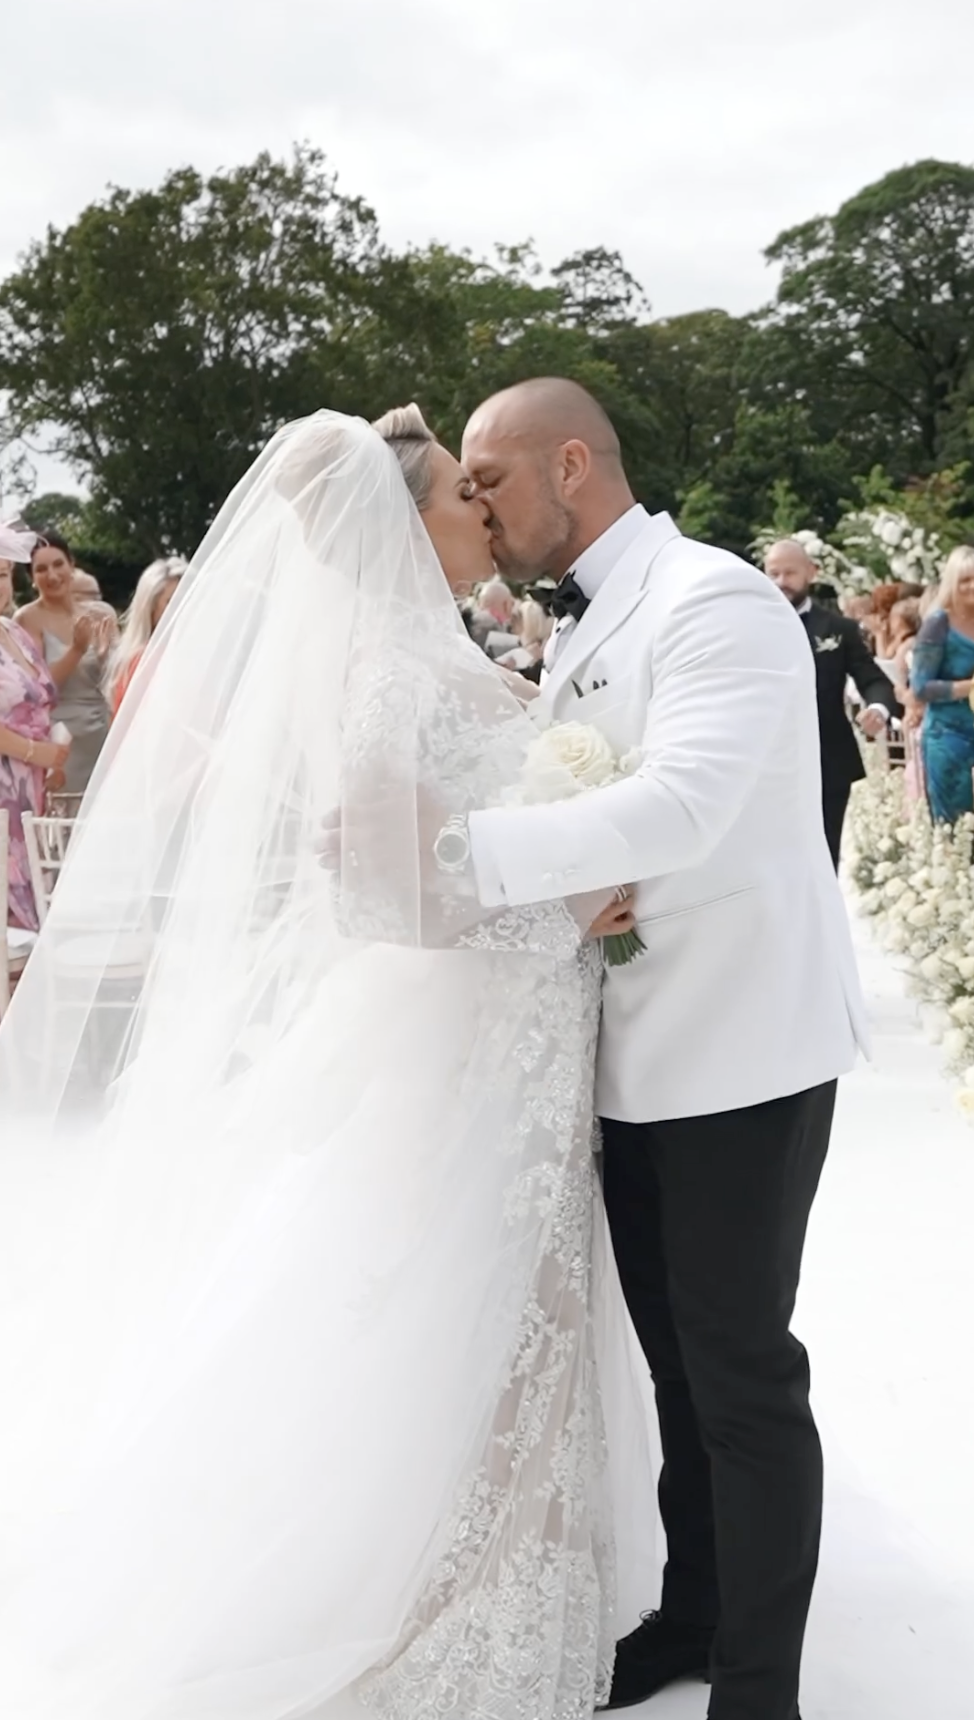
0, 414, 655, 1719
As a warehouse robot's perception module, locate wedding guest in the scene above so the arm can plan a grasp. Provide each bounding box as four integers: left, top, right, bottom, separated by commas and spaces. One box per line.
910, 546, 974, 823
888, 599, 921, 701
919, 580, 942, 620
17, 531, 113, 796
837, 593, 874, 654
478, 576, 516, 629
839, 593, 871, 624
0, 559, 16, 620
864, 581, 923, 659
471, 577, 520, 659
105, 555, 186, 717
72, 569, 102, 600
519, 595, 553, 657
765, 539, 895, 867
499, 595, 553, 683
0, 559, 69, 929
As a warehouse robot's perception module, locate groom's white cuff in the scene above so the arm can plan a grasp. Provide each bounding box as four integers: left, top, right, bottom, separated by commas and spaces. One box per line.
468, 813, 507, 908
469, 805, 610, 908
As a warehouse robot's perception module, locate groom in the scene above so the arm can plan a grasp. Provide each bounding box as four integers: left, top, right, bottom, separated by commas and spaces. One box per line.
455, 379, 867, 1720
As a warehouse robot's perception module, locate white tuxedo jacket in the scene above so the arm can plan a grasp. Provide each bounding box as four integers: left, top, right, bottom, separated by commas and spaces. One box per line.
469, 512, 867, 1123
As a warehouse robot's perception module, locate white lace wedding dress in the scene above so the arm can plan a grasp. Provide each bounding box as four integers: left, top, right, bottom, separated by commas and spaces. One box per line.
0, 415, 654, 1720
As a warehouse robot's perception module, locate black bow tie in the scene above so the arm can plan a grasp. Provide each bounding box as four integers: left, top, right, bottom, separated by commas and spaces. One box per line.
550, 572, 590, 625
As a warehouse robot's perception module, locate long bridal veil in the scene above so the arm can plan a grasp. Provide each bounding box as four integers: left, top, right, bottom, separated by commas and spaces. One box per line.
0, 413, 656, 1719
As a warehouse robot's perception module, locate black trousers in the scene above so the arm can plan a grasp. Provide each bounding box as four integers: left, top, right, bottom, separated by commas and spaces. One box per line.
601, 1080, 836, 1720
822, 783, 851, 871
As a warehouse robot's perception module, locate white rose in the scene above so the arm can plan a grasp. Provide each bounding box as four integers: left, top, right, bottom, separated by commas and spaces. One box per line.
893, 890, 919, 917
939, 897, 964, 921
919, 953, 943, 983
521, 722, 618, 802
943, 1028, 968, 1062
885, 878, 907, 900
879, 519, 904, 548
951, 998, 974, 1026
908, 903, 935, 928
931, 867, 952, 888
957, 958, 974, 981
873, 862, 893, 883
909, 869, 931, 890
860, 889, 882, 915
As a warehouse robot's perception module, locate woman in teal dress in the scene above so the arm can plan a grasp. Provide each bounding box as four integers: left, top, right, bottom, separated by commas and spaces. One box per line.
911, 547, 974, 823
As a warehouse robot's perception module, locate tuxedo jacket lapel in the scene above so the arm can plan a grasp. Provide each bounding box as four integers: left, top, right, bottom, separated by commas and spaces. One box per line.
543, 513, 682, 709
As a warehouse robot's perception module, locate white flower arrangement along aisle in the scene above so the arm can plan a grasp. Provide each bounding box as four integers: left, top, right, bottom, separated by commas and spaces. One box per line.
847, 754, 974, 1117
751, 506, 944, 595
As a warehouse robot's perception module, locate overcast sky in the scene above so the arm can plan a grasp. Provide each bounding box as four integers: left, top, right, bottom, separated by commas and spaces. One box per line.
2, 0, 972, 492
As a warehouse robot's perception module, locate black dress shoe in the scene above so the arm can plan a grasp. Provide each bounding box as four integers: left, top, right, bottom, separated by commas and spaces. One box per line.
598, 1610, 713, 1711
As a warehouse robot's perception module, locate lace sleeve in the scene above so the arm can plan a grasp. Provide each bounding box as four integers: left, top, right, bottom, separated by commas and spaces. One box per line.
336, 634, 579, 961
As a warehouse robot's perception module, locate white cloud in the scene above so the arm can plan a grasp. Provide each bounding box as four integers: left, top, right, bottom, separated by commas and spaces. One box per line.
1, 0, 971, 322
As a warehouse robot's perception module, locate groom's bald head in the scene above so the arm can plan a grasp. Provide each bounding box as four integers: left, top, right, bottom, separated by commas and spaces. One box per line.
468, 378, 623, 465
462, 378, 634, 583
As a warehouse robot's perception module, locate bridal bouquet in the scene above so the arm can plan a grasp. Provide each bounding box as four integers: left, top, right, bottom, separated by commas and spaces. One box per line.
512, 721, 645, 967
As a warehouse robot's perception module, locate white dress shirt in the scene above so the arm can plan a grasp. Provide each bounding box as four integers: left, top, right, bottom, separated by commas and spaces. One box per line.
544, 504, 650, 670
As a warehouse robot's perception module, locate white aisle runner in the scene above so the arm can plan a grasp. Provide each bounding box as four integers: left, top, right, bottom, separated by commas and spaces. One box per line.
639, 906, 974, 1720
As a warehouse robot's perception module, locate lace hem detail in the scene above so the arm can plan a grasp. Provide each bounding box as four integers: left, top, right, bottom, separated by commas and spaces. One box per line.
356, 950, 615, 1720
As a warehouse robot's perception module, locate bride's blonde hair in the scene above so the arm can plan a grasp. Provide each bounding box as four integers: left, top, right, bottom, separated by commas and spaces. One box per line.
372, 403, 437, 510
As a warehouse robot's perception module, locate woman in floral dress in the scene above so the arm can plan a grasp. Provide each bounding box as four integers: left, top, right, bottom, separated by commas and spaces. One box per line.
0, 566, 69, 929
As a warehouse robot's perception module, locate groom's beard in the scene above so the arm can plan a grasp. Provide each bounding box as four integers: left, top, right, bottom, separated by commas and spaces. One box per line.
487, 519, 534, 582
487, 488, 577, 585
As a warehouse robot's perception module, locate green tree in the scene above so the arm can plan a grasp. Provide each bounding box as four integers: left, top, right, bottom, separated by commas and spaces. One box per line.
21, 491, 88, 537
5, 147, 972, 574
601, 310, 749, 513
550, 247, 648, 330
323, 240, 604, 446
760, 160, 974, 483
0, 146, 382, 558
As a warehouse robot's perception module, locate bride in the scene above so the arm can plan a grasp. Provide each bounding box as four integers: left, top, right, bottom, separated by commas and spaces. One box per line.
0, 409, 653, 1720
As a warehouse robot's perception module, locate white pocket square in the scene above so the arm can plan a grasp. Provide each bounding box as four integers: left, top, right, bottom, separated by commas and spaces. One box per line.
568, 681, 633, 753
815, 636, 841, 653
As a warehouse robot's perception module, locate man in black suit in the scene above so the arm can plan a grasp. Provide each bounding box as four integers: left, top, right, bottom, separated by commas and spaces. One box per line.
765, 540, 896, 868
